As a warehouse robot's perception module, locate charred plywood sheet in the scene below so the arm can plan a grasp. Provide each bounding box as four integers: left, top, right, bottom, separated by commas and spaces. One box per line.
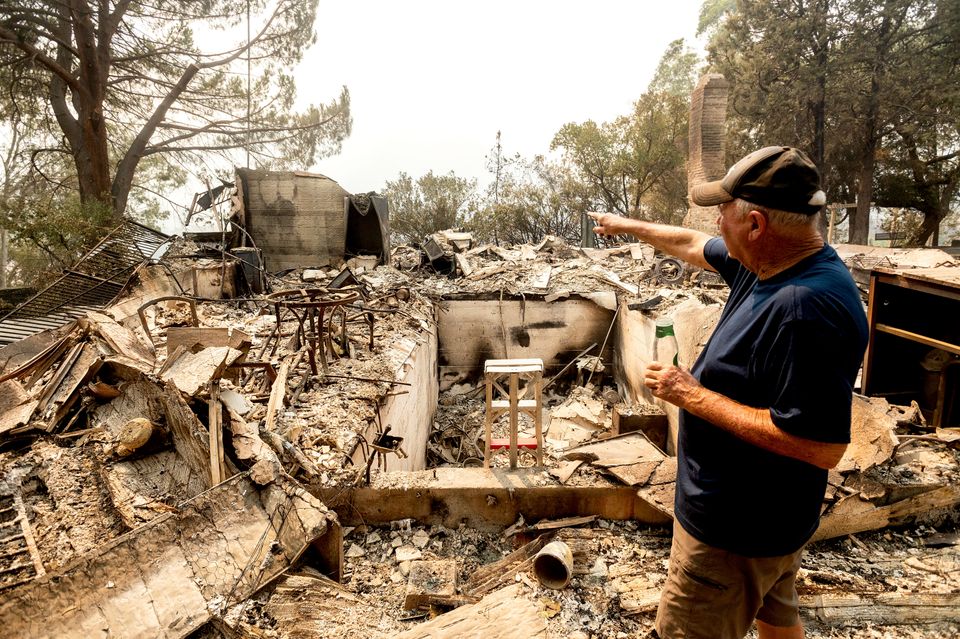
0, 474, 332, 639
238, 169, 348, 271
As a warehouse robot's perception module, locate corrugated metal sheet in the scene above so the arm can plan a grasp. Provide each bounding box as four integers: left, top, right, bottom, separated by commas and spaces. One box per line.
0, 220, 171, 346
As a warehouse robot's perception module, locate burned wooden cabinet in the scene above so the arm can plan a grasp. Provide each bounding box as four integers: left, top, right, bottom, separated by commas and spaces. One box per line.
862, 267, 960, 428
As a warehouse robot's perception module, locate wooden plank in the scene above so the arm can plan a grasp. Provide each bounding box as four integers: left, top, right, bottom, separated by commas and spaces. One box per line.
618, 577, 960, 622
24, 335, 80, 391
548, 460, 584, 484
812, 484, 960, 542
103, 451, 189, 528
156, 343, 188, 377
12, 487, 44, 580
264, 349, 304, 433
836, 395, 898, 474
0, 380, 37, 436
527, 515, 597, 532
454, 253, 473, 277
259, 428, 319, 479
636, 482, 676, 519
33, 342, 84, 410
0, 325, 69, 374
564, 431, 665, 467
875, 323, 960, 356
484, 359, 544, 373
0, 328, 78, 384
873, 266, 960, 291
264, 573, 386, 637
620, 588, 661, 616
462, 536, 550, 597
159, 381, 213, 491
0, 474, 332, 639
861, 272, 882, 394
208, 380, 225, 485
0, 399, 37, 436
321, 481, 671, 530
406, 593, 481, 609
528, 265, 552, 290
800, 592, 960, 624
227, 408, 281, 484
159, 346, 242, 396
85, 311, 155, 369
648, 456, 677, 485
38, 343, 103, 431
604, 460, 661, 487
310, 519, 344, 583
392, 584, 546, 639
166, 327, 251, 355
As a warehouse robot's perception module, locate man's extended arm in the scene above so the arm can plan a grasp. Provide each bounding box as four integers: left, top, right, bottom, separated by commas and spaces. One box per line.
588, 212, 715, 272
645, 363, 848, 470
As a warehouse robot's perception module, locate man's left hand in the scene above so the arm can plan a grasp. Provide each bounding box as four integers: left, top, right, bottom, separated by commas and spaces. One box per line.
644, 362, 701, 408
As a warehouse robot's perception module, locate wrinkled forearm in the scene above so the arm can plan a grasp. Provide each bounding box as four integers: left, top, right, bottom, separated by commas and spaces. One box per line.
594, 215, 714, 271
679, 384, 848, 470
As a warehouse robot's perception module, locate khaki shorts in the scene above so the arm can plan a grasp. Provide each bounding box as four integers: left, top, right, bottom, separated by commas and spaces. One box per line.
655, 522, 803, 639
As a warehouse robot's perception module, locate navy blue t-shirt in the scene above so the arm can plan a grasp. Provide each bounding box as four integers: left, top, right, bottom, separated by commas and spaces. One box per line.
675, 238, 868, 557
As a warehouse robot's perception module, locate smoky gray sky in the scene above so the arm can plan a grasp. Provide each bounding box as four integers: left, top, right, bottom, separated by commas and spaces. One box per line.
297, 0, 706, 194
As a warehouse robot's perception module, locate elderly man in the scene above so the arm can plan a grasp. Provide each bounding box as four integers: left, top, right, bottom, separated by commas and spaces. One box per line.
589, 146, 868, 639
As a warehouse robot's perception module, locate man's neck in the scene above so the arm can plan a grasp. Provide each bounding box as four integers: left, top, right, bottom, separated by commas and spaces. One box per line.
755, 234, 825, 280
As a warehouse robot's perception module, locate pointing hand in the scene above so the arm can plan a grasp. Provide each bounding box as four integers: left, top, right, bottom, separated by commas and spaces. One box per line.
587, 212, 623, 237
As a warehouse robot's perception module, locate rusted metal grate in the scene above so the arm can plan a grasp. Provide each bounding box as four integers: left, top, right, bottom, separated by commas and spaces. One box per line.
0, 220, 171, 345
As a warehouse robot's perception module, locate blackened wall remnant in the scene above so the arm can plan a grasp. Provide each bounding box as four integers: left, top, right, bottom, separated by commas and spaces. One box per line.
237, 169, 349, 271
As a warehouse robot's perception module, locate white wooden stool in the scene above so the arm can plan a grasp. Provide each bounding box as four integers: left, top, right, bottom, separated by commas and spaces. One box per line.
483, 358, 544, 468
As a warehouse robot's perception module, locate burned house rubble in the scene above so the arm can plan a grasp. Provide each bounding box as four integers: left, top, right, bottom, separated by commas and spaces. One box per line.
0, 200, 959, 639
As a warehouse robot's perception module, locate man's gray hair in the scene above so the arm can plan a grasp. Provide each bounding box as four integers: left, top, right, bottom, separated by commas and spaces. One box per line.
734, 199, 817, 228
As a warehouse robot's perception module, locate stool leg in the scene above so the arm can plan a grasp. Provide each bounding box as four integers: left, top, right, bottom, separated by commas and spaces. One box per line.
509, 373, 519, 469
535, 376, 543, 467
484, 377, 493, 468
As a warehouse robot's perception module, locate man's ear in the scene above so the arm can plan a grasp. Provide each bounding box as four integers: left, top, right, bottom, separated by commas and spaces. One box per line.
747, 209, 766, 241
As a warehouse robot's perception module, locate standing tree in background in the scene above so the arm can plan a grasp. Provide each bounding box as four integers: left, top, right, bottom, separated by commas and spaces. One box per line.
857, 0, 960, 245
0, 63, 95, 285
551, 39, 697, 225
648, 39, 702, 96
874, 122, 960, 246
483, 130, 520, 246
0, 0, 352, 225
696, 0, 737, 37
709, 0, 840, 188
709, 0, 959, 245
383, 171, 480, 244
475, 155, 586, 245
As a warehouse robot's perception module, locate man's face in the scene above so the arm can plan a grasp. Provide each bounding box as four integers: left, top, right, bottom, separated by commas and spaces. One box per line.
716, 200, 749, 262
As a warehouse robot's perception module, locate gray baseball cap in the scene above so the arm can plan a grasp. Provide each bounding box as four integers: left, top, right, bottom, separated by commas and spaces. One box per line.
690, 146, 827, 215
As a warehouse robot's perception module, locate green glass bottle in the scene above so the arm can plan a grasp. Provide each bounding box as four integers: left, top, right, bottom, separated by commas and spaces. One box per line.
654, 318, 679, 367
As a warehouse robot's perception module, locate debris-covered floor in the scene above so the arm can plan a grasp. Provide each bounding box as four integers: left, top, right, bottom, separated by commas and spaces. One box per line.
1, 230, 959, 637
194, 517, 960, 638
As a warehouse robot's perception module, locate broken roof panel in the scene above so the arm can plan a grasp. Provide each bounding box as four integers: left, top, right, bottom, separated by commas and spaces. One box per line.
0, 220, 171, 346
